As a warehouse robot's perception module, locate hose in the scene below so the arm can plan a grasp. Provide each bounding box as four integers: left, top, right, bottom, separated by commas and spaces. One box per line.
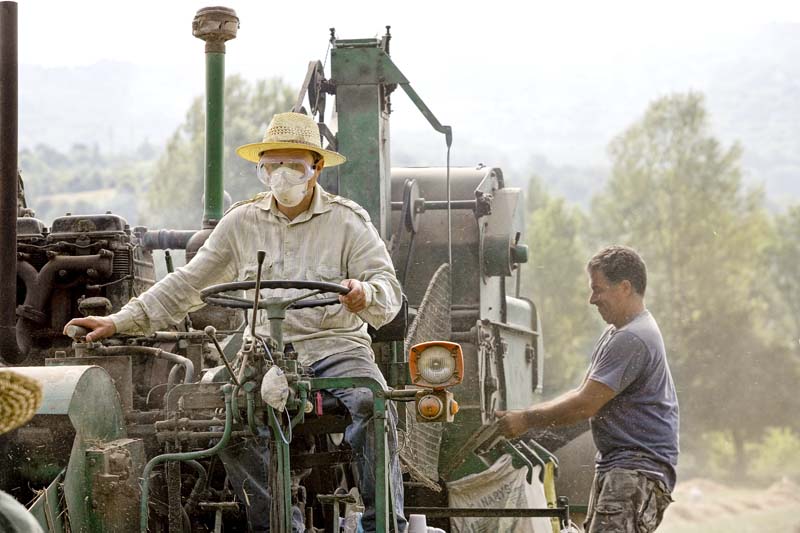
140, 385, 235, 533
97, 345, 194, 384
182, 460, 208, 514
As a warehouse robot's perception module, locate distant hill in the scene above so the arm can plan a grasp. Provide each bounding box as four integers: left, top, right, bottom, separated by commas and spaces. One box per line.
20, 61, 198, 154
18, 22, 800, 210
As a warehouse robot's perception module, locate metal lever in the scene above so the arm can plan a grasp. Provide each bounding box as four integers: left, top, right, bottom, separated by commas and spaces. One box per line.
251, 250, 266, 340
239, 250, 267, 385
204, 325, 240, 387
64, 324, 90, 340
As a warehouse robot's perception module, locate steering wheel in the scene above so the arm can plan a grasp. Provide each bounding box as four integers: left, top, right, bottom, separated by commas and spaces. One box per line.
200, 280, 350, 310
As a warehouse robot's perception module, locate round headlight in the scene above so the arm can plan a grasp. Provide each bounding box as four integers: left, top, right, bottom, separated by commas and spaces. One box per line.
418, 394, 443, 420
417, 345, 456, 384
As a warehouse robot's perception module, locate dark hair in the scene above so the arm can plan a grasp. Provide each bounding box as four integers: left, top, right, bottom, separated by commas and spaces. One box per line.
587, 245, 647, 295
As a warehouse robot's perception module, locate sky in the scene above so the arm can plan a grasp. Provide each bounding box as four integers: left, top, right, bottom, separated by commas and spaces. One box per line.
19, 1, 800, 70
14, 0, 800, 187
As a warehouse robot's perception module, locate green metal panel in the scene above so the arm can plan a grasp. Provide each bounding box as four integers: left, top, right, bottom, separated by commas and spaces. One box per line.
330, 39, 451, 242
12, 366, 126, 532
330, 42, 405, 239
334, 84, 390, 236
331, 44, 408, 86
28, 472, 67, 533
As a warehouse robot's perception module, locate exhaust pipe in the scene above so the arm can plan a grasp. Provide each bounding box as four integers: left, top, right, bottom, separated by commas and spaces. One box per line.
0, 1, 20, 363
186, 6, 238, 262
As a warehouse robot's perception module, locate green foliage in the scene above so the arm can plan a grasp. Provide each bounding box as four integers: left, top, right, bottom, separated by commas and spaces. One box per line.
590, 92, 798, 469
746, 427, 800, 483
700, 430, 737, 480
19, 142, 156, 225
145, 76, 295, 229
768, 205, 800, 341
700, 427, 800, 484
523, 174, 598, 393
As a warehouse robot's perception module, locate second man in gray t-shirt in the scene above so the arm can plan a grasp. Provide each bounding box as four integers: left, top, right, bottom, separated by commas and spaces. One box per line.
496, 245, 678, 533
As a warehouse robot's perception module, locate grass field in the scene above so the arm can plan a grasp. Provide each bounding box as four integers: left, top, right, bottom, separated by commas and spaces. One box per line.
657, 478, 800, 533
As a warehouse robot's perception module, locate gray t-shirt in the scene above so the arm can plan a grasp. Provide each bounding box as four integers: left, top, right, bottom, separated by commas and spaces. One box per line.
587, 309, 679, 491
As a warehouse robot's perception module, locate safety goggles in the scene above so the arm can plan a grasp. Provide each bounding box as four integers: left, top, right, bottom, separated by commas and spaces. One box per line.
257, 155, 315, 185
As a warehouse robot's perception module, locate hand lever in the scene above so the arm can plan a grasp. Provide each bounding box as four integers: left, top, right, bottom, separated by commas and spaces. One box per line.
204, 325, 241, 387
64, 324, 90, 340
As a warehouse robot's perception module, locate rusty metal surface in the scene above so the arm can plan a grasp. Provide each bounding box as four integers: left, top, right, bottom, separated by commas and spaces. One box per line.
192, 6, 238, 53
165, 382, 226, 412
0, 1, 18, 364
85, 438, 144, 532
390, 167, 494, 308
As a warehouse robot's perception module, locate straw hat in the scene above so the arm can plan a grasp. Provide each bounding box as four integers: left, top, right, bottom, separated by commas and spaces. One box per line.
0, 370, 42, 435
236, 112, 346, 166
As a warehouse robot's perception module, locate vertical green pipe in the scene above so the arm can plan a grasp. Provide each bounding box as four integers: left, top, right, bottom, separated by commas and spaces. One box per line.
203, 52, 225, 228
309, 377, 392, 531
374, 395, 388, 533
269, 407, 292, 531
269, 317, 284, 353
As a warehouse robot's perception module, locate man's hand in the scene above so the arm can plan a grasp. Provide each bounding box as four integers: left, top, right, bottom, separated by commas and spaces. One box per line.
63, 316, 116, 342
494, 409, 531, 439
339, 279, 367, 313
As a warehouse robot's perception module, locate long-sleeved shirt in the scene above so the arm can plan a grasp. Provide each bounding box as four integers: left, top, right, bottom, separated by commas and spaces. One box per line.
109, 185, 402, 366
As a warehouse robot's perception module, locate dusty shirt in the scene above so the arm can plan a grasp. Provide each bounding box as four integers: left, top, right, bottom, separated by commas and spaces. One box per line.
109, 185, 402, 366
587, 310, 680, 492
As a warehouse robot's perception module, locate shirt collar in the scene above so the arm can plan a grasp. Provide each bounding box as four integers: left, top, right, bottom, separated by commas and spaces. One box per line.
254, 183, 332, 224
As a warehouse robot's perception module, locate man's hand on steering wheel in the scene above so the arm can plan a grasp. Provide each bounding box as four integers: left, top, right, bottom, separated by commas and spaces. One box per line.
339, 279, 367, 313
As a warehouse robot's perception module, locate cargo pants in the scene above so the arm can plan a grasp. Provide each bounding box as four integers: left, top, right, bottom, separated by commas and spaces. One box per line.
583, 468, 673, 533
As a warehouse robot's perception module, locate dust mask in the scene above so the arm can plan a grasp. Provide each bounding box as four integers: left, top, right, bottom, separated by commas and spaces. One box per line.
261, 365, 290, 412
257, 155, 315, 207
270, 169, 309, 207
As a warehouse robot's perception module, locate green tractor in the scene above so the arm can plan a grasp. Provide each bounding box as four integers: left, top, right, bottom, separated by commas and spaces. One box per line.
0, 4, 589, 532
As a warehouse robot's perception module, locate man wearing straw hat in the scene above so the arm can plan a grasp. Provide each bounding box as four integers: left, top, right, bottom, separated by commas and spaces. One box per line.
65, 112, 407, 532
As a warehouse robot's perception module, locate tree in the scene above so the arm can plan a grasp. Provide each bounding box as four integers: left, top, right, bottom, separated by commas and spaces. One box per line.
19, 142, 155, 224
145, 76, 295, 229
523, 174, 598, 394
768, 205, 800, 343
591, 92, 797, 475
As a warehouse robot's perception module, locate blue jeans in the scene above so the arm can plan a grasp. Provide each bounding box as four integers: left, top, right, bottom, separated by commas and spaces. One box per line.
220, 347, 407, 533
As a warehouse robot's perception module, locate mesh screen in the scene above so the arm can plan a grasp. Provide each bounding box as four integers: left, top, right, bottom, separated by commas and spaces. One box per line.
401, 263, 451, 483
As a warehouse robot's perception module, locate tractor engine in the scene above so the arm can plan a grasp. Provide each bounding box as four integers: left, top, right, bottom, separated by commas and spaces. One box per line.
13, 212, 155, 365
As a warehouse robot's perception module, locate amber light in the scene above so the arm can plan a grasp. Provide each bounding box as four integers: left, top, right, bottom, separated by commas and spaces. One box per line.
408, 341, 464, 389
417, 395, 443, 420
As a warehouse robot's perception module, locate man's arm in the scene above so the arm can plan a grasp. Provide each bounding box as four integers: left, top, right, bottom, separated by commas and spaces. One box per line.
341, 220, 402, 328
495, 378, 617, 439
65, 212, 240, 340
